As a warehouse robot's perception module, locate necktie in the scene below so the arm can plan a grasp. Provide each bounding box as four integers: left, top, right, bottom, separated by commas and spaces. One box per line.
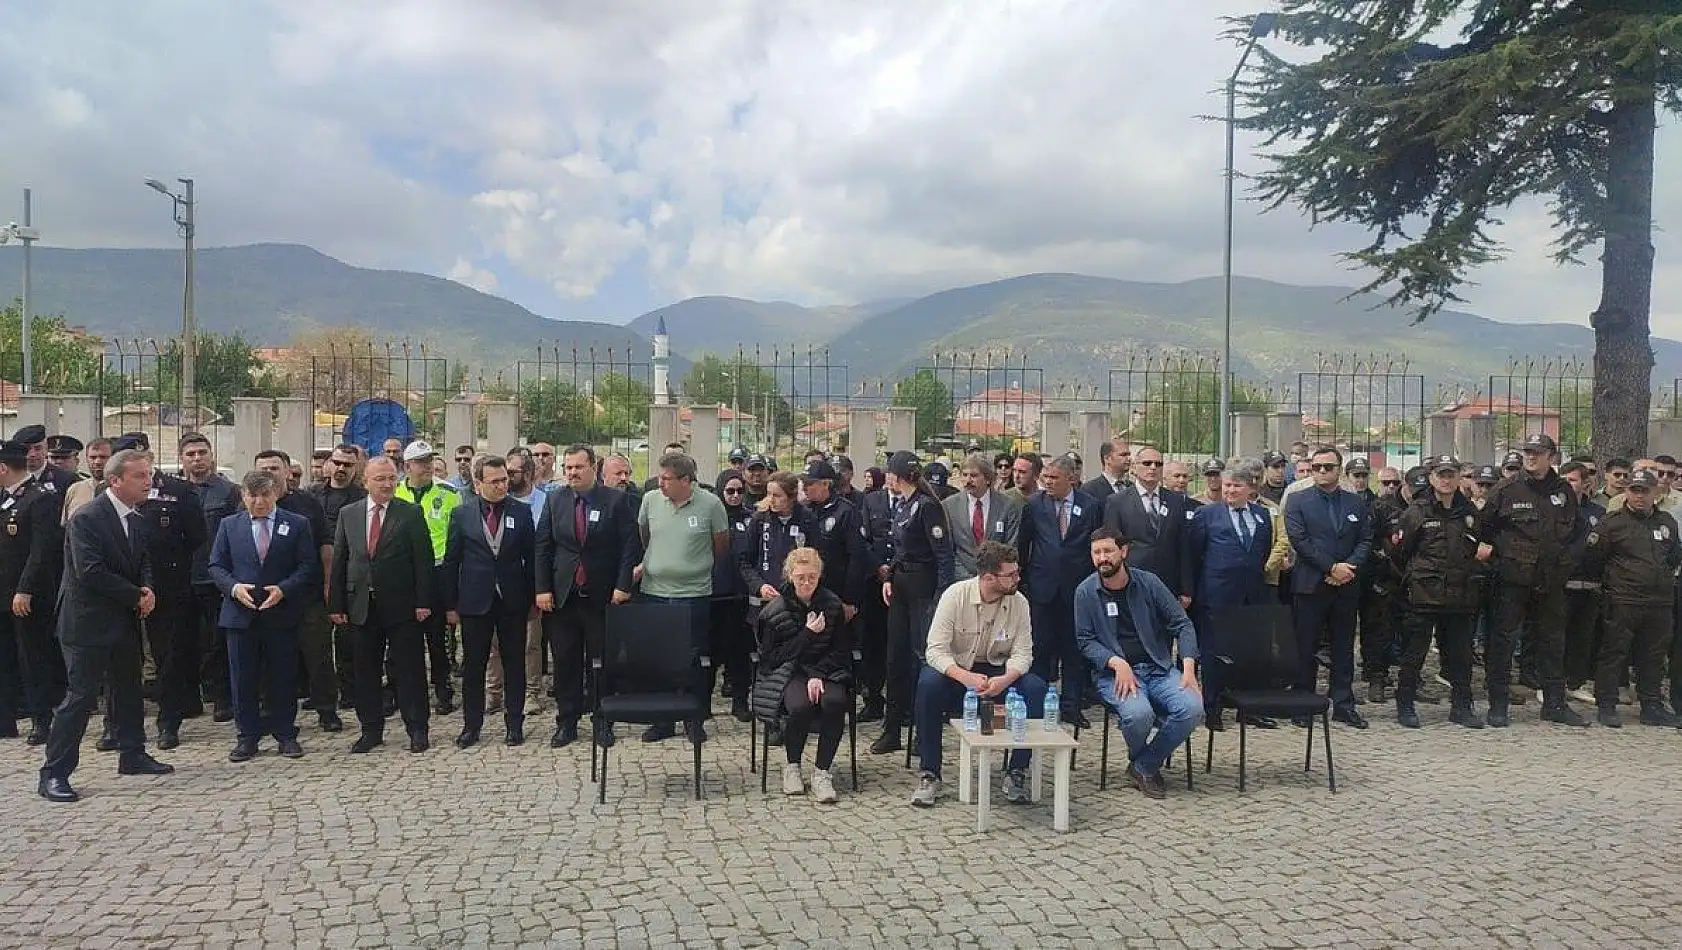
1236, 508, 1253, 550
124, 512, 141, 551
972, 498, 985, 544
1058, 499, 1069, 538
367, 504, 384, 556
1146, 491, 1162, 531
1326, 492, 1340, 534
256, 516, 271, 563
573, 496, 588, 588
485, 501, 500, 537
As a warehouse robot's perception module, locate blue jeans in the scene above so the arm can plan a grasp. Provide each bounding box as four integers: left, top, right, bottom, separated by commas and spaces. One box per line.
1098, 665, 1203, 777
914, 664, 1047, 777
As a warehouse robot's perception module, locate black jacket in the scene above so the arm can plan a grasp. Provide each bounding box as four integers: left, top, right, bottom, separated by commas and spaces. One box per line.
136, 473, 207, 596
712, 503, 752, 600
0, 479, 63, 600
739, 506, 818, 600
534, 484, 641, 605
802, 494, 868, 606
1584, 505, 1682, 606
442, 496, 537, 616
327, 498, 434, 627
757, 583, 850, 682
1477, 469, 1578, 588
57, 494, 153, 648
1395, 492, 1483, 613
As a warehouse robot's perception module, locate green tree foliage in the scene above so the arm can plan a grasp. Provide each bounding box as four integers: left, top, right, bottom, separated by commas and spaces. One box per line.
0, 301, 118, 402
156, 332, 288, 420
1126, 371, 1272, 456
594, 371, 652, 439
682, 354, 792, 440
892, 369, 955, 448
1235, 4, 1682, 458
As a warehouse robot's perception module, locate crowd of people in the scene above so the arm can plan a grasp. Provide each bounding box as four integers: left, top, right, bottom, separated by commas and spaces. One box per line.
10, 424, 1676, 808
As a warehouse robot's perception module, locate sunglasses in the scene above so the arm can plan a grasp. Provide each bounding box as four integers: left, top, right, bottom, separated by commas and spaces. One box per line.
1311, 463, 1339, 472
723, 487, 744, 495
1380, 479, 1400, 487
1608, 470, 1630, 478
1136, 459, 1162, 467
328, 459, 354, 468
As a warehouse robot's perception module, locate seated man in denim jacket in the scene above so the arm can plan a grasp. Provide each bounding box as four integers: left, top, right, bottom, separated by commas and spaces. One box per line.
1074, 527, 1203, 799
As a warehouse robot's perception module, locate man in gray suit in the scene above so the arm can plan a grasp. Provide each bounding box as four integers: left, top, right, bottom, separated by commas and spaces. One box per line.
943, 453, 1022, 580
38, 448, 171, 803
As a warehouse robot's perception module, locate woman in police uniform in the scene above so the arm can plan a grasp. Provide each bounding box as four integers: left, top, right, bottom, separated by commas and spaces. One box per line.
870, 451, 955, 755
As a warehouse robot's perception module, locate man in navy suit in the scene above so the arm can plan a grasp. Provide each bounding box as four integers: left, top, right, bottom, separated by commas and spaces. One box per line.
1101, 445, 1191, 603
1018, 454, 1104, 724
208, 469, 319, 762
1185, 464, 1276, 728
535, 444, 641, 749
443, 455, 537, 748
1284, 446, 1373, 728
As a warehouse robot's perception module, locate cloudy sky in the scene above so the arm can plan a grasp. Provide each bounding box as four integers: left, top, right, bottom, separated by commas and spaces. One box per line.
1, 1, 1677, 335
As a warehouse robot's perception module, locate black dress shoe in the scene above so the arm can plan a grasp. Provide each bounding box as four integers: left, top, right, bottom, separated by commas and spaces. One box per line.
1333, 708, 1369, 729
408, 731, 430, 753
318, 711, 344, 733
731, 697, 752, 723
156, 728, 181, 751
434, 697, 456, 716
95, 730, 119, 752
642, 722, 676, 743
1242, 714, 1279, 730
551, 721, 579, 748
212, 704, 234, 723
229, 739, 259, 762
38, 776, 79, 803
118, 752, 175, 776
868, 729, 901, 755
455, 728, 480, 749
593, 720, 616, 748
504, 724, 524, 746
350, 734, 383, 753
300, 698, 316, 712
278, 738, 304, 758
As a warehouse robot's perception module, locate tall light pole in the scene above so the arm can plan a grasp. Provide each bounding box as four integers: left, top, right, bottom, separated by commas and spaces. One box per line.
145, 176, 196, 426
1, 190, 41, 391
1220, 11, 1277, 460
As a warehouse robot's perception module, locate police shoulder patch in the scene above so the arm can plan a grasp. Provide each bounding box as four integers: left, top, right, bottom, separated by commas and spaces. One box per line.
1586, 532, 1598, 545
930, 525, 944, 540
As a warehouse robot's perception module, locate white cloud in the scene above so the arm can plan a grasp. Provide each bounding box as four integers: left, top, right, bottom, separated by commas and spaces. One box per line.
0, 0, 1676, 339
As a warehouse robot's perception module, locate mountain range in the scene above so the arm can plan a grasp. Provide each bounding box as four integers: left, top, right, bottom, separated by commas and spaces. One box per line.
2, 243, 1673, 395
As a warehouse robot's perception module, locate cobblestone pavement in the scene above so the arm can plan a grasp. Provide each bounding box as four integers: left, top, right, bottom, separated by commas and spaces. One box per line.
5, 694, 1682, 950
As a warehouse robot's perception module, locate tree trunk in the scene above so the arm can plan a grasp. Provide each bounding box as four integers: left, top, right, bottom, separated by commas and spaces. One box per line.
1589, 81, 1657, 460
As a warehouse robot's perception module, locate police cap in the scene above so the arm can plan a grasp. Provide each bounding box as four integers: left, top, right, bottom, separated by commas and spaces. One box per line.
47, 435, 84, 457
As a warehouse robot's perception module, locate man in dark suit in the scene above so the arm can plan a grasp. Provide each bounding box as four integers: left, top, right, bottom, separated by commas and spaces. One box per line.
443, 454, 537, 748
38, 448, 171, 803
1018, 454, 1104, 724
1101, 445, 1191, 603
1081, 437, 1133, 501
536, 444, 640, 749
208, 469, 319, 762
1284, 446, 1373, 728
327, 456, 436, 753
1185, 464, 1276, 728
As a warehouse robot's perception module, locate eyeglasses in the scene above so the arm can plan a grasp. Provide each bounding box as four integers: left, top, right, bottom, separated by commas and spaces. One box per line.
1310, 463, 1339, 472
988, 569, 1022, 581
1136, 459, 1162, 467
1659, 471, 1678, 480
1380, 479, 1400, 487
328, 459, 354, 468
1608, 470, 1630, 478
1503, 466, 1521, 473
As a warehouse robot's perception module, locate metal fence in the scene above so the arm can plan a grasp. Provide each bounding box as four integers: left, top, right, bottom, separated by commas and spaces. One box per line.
1296, 354, 1428, 459
509, 344, 653, 452
1485, 357, 1593, 457
913, 350, 1044, 453
1106, 353, 1224, 458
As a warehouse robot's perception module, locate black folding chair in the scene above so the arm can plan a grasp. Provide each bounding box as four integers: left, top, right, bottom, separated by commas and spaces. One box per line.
590, 602, 712, 803
1202, 604, 1335, 793
1094, 710, 1195, 791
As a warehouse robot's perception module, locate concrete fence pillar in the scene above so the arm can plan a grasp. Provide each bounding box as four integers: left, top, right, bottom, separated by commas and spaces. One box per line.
886, 407, 916, 456
1456, 415, 1496, 465
444, 399, 476, 454
57, 396, 101, 445
1648, 418, 1682, 460
847, 408, 879, 478
1269, 411, 1302, 452
1424, 412, 1458, 460
232, 397, 273, 465
273, 398, 312, 469
1079, 410, 1110, 471
1232, 412, 1267, 460
689, 405, 721, 480
1039, 409, 1071, 459
14, 394, 55, 435
484, 400, 518, 456
648, 404, 680, 458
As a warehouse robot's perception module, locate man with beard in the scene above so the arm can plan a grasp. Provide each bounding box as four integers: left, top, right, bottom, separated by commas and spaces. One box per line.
60, 438, 113, 524
312, 444, 366, 709
180, 433, 244, 723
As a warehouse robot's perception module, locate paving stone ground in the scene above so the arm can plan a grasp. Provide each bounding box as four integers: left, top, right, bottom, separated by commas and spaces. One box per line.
5, 690, 1682, 950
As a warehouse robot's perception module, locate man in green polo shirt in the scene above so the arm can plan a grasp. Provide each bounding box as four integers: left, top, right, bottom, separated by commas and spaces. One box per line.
394, 440, 461, 714
637, 452, 731, 742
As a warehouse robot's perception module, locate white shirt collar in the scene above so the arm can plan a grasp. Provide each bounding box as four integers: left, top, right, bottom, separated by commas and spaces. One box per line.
106, 489, 136, 522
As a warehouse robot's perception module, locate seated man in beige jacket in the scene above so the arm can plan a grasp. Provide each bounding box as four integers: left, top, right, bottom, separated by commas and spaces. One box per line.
909, 540, 1046, 808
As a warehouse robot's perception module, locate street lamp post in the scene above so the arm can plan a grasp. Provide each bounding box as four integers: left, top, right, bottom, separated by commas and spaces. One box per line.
145, 177, 196, 426
1, 189, 42, 391
1220, 11, 1277, 461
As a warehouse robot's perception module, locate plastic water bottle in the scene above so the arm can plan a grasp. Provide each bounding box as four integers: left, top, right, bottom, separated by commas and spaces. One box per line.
962, 688, 980, 733
1010, 694, 1029, 743
1043, 685, 1061, 731
1004, 688, 1021, 733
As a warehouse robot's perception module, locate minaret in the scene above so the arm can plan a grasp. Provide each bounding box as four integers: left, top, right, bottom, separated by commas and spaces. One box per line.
652, 315, 671, 405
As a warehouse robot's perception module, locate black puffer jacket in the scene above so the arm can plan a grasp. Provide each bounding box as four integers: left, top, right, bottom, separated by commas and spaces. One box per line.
757, 583, 850, 683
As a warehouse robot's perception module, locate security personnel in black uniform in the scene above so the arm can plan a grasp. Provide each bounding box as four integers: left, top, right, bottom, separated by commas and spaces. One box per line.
0, 439, 65, 743
138, 455, 208, 749
13, 425, 77, 495
833, 456, 861, 508
924, 462, 957, 500
857, 472, 896, 721
1358, 468, 1409, 702
1346, 456, 1376, 505
1582, 469, 1681, 727
870, 451, 955, 755
46, 435, 86, 479
799, 459, 867, 612
1392, 456, 1487, 729
1476, 433, 1585, 728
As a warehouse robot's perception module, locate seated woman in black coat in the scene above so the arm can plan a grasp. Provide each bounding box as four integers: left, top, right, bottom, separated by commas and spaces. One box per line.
757, 547, 850, 804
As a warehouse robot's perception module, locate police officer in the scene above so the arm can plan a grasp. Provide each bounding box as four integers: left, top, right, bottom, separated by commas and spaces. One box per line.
715, 445, 750, 492
1476, 433, 1585, 727
741, 454, 771, 508
12, 425, 77, 495
924, 461, 957, 500
738, 471, 817, 622
180, 433, 243, 723
46, 435, 86, 478
870, 451, 955, 754
138, 440, 209, 749
714, 471, 754, 721
856, 464, 897, 722
1582, 469, 1680, 727
1346, 457, 1375, 504
1358, 465, 1410, 703
1392, 456, 1487, 729
800, 459, 866, 612
393, 440, 460, 715
0, 439, 65, 743
1560, 460, 1605, 704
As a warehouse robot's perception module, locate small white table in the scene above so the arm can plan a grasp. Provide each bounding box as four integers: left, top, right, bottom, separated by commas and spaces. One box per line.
950, 719, 1080, 833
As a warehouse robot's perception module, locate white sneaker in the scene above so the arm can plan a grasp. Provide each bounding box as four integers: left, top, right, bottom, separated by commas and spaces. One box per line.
781, 763, 804, 796
1567, 686, 1596, 705
810, 768, 839, 804
1002, 769, 1029, 804
909, 772, 942, 807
